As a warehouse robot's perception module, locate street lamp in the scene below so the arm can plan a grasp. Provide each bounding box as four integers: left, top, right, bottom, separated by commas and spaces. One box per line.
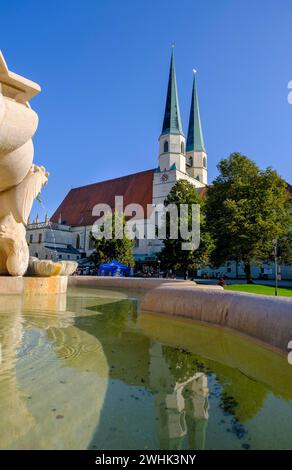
272, 239, 278, 297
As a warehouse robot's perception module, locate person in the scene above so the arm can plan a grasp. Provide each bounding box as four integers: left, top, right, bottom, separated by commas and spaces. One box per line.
218, 277, 226, 287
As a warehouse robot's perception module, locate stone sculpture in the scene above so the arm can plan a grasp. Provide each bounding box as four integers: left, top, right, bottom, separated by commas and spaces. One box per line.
0, 51, 48, 276
27, 257, 78, 277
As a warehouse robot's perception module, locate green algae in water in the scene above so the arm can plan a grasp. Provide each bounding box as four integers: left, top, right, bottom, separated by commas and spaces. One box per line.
0, 286, 292, 450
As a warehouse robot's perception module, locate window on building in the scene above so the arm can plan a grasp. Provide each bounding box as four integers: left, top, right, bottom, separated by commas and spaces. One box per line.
77, 256, 80, 260
135, 238, 139, 248
189, 157, 193, 166
196, 175, 200, 181
67, 255, 70, 260
59, 254, 62, 259
164, 141, 169, 153
76, 234, 80, 249
29, 234, 33, 243
203, 157, 207, 168
89, 235, 95, 250
45, 254, 48, 259
181, 141, 184, 154
155, 212, 159, 230
38, 233, 42, 244
35, 253, 38, 258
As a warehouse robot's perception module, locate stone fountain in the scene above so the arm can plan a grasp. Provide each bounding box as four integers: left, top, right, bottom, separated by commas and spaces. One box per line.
0, 51, 76, 294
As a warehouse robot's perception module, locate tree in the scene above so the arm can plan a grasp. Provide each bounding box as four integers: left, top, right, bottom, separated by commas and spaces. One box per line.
159, 180, 214, 279
205, 153, 292, 283
90, 212, 135, 268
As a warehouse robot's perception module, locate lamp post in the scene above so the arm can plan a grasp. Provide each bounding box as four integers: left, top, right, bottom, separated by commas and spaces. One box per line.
272, 239, 278, 297
158, 260, 161, 278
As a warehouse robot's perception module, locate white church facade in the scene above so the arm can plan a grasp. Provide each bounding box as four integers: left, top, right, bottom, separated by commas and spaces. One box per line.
26, 49, 208, 263
25, 50, 292, 280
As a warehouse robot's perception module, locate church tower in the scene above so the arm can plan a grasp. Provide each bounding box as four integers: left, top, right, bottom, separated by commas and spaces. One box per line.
186, 72, 207, 185
158, 48, 186, 173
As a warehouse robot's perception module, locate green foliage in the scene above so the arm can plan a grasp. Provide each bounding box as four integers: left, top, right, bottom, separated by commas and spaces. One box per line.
90, 212, 135, 267
159, 180, 214, 274
205, 153, 292, 280
162, 346, 209, 383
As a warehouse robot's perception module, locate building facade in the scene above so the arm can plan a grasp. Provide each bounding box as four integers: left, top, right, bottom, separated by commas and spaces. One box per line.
27, 49, 208, 263
26, 215, 82, 262
25, 50, 292, 279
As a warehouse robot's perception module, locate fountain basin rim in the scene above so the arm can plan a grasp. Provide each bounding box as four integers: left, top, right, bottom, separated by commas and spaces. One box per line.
0, 275, 68, 295
68, 276, 292, 352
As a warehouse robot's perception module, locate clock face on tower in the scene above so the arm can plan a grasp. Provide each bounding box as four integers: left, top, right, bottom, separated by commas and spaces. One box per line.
160, 173, 169, 183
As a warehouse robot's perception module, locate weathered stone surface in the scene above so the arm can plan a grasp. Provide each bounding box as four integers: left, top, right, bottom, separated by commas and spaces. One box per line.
23, 276, 68, 295
28, 259, 63, 277
0, 275, 68, 295
68, 276, 203, 290
68, 276, 292, 352
141, 285, 292, 352
0, 51, 48, 276
59, 260, 78, 276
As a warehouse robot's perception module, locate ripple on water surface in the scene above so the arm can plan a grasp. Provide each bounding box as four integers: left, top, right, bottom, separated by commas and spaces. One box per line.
0, 287, 292, 450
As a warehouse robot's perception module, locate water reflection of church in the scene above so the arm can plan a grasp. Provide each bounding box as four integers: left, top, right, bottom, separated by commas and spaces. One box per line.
2, 293, 292, 449
0, 293, 208, 449
77, 298, 209, 450
150, 343, 208, 449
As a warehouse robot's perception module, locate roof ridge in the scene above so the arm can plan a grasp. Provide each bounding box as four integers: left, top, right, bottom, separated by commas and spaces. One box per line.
69, 168, 155, 192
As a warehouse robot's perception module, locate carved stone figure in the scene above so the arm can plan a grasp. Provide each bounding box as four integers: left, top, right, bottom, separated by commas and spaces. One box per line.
27, 258, 78, 277
0, 51, 48, 276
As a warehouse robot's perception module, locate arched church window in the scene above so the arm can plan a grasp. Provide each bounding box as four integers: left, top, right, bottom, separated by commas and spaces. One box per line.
164, 141, 169, 153
181, 142, 184, 154
89, 235, 95, 250
203, 157, 207, 168
76, 234, 80, 249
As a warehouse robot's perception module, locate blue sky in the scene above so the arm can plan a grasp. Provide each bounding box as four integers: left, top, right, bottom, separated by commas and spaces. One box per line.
1, 0, 292, 218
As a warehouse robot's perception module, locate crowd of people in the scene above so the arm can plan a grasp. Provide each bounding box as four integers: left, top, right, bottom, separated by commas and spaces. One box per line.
74, 263, 228, 286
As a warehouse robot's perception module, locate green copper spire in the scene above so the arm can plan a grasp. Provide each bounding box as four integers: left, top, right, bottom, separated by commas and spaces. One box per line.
161, 48, 184, 136
186, 72, 206, 152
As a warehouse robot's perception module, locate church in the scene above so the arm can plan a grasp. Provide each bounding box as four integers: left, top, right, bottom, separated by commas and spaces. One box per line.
26, 49, 208, 263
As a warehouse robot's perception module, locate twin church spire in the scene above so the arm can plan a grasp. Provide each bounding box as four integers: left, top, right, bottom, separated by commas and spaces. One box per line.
159, 48, 207, 185
186, 72, 205, 153
161, 49, 184, 136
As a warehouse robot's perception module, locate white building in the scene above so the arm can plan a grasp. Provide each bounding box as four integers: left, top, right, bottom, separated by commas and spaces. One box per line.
26, 214, 82, 262
28, 49, 207, 263
26, 49, 292, 279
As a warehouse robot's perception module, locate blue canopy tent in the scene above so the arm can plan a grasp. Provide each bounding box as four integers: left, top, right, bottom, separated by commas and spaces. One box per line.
98, 260, 131, 277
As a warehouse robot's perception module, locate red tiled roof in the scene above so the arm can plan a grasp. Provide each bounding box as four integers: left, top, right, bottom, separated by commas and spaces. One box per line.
197, 186, 208, 198
51, 169, 155, 227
